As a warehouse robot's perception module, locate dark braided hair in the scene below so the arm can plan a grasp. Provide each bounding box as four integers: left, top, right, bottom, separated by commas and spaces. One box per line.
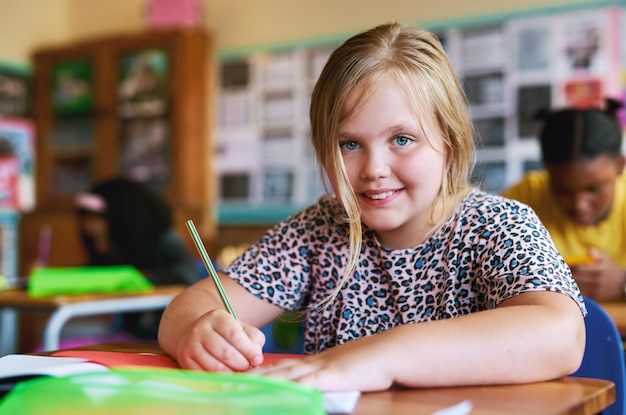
537, 98, 623, 164
81, 177, 172, 269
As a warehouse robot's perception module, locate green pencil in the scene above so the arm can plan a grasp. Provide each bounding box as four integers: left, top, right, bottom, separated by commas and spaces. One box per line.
186, 220, 237, 319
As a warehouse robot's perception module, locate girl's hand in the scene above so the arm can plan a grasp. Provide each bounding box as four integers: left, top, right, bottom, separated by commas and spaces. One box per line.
250, 336, 394, 392
174, 308, 266, 372
571, 248, 626, 301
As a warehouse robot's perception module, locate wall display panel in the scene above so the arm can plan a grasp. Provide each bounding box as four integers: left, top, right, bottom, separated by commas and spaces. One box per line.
214, 5, 625, 204
516, 84, 552, 138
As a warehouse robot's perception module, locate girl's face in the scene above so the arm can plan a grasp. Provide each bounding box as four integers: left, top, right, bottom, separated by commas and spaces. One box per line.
334, 77, 447, 249
547, 154, 625, 226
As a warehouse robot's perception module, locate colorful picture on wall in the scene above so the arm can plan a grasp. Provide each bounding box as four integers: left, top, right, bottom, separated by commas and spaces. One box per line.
52, 60, 93, 115
0, 68, 31, 117
564, 78, 603, 109
0, 118, 35, 210
560, 11, 606, 76
118, 49, 169, 118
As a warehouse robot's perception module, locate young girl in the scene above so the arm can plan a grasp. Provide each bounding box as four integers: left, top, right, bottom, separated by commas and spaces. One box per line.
158, 22, 585, 392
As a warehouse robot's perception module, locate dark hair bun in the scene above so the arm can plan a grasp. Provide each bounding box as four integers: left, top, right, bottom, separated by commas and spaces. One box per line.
605, 98, 623, 119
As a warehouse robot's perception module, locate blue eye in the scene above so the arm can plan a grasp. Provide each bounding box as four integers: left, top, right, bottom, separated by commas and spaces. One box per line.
393, 135, 412, 146
340, 141, 359, 151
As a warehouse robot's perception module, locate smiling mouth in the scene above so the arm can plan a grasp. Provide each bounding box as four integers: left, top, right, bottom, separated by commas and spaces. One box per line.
364, 190, 396, 200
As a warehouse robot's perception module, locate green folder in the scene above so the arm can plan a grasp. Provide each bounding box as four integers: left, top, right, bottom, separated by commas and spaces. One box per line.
0, 368, 325, 414
27, 265, 154, 298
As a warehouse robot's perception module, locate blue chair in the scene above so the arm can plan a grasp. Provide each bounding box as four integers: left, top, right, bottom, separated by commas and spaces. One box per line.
572, 296, 625, 415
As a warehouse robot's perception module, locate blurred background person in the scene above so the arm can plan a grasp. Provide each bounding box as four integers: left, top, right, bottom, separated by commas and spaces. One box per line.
502, 99, 625, 302
74, 176, 199, 340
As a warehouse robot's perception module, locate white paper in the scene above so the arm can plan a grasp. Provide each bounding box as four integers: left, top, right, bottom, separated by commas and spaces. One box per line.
431, 399, 473, 415
323, 390, 361, 414
0, 354, 107, 379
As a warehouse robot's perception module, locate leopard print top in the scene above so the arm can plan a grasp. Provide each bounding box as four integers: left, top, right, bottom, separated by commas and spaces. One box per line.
222, 189, 585, 353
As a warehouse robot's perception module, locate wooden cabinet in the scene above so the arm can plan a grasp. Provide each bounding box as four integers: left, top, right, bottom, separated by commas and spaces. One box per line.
19, 28, 215, 275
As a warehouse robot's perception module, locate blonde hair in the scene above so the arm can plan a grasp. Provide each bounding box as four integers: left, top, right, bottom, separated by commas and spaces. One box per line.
310, 22, 474, 308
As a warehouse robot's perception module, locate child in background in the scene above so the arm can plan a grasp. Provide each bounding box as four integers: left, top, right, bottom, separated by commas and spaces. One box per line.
159, 22, 585, 392
502, 100, 626, 302
75, 177, 198, 339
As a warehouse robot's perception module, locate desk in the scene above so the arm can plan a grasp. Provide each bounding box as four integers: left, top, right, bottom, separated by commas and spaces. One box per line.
60, 342, 615, 415
600, 301, 626, 337
0, 285, 185, 355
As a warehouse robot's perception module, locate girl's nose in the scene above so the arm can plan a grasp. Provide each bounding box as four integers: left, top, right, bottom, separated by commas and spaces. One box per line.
572, 193, 593, 216
360, 151, 391, 181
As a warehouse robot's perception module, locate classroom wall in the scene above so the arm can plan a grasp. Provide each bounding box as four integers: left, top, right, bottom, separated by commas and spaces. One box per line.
0, 0, 69, 67
0, 0, 605, 65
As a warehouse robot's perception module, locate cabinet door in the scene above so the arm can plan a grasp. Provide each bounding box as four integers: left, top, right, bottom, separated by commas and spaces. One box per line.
22, 29, 213, 274
108, 29, 213, 245
32, 40, 115, 210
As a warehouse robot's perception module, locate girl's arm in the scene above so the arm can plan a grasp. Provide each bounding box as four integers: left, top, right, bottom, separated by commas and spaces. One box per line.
253, 291, 585, 392
158, 272, 284, 372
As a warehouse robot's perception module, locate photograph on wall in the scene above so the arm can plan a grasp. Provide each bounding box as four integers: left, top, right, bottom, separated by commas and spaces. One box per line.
220, 59, 250, 89
118, 49, 169, 118
263, 170, 293, 203
564, 78, 603, 109
560, 11, 605, 75
52, 60, 93, 115
470, 161, 506, 194
461, 26, 505, 72
516, 26, 549, 71
220, 173, 250, 201
119, 117, 170, 187
473, 117, 505, 147
0, 68, 31, 117
463, 73, 504, 107
517, 85, 551, 138
219, 91, 252, 127
307, 45, 336, 80
262, 130, 295, 164
0, 118, 35, 210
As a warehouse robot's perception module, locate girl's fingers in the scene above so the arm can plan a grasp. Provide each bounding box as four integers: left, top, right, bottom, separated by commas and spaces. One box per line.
177, 311, 265, 372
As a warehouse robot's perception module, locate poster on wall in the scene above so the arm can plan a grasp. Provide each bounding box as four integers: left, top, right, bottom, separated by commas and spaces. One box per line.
461, 26, 505, 72
52, 60, 93, 115
564, 78, 603, 109
0, 118, 34, 210
558, 10, 606, 76
118, 49, 169, 118
517, 85, 551, 138
0, 69, 30, 117
516, 26, 550, 72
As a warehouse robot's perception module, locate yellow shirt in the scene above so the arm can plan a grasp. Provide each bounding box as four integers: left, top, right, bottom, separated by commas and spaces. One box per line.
502, 170, 626, 268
